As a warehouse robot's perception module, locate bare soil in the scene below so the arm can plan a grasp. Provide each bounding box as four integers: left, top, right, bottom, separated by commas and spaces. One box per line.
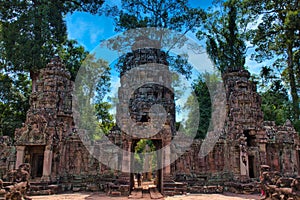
30, 192, 260, 200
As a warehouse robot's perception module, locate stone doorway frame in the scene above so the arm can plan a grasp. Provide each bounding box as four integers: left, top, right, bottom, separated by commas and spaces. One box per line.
15, 145, 53, 182
130, 139, 163, 192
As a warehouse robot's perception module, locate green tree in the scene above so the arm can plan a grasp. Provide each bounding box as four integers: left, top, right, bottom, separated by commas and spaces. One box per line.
0, 0, 105, 90
134, 139, 156, 172
0, 0, 108, 137
57, 39, 89, 81
0, 73, 31, 137
196, 0, 247, 73
74, 54, 113, 139
254, 66, 296, 129
107, 0, 206, 79
259, 70, 292, 125
184, 74, 212, 139
243, 0, 300, 123
110, 0, 205, 32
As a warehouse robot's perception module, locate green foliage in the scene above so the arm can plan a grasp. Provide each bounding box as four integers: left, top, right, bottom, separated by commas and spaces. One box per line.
0, 73, 31, 137
74, 54, 114, 139
133, 139, 157, 172
95, 102, 115, 134
196, 0, 247, 73
0, 1, 66, 74
106, 0, 206, 79
260, 80, 292, 125
110, 0, 205, 32
0, 0, 108, 137
242, 0, 300, 121
58, 40, 89, 81
184, 74, 212, 139
0, 0, 105, 80
255, 65, 299, 132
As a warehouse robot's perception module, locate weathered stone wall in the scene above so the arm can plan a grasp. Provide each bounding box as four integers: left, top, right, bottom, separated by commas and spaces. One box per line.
264, 120, 299, 176
171, 69, 299, 192
0, 136, 15, 179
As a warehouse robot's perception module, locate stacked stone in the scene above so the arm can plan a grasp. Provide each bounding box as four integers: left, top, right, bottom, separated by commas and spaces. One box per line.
0, 136, 15, 178
14, 57, 102, 184
222, 70, 264, 140
120, 48, 168, 76
260, 165, 300, 199
222, 69, 265, 180
263, 120, 299, 176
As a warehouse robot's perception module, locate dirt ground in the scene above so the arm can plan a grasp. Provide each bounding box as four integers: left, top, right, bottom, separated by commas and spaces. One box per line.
30, 192, 261, 200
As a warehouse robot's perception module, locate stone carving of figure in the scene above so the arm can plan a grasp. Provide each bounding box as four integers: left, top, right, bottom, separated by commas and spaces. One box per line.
239, 136, 247, 166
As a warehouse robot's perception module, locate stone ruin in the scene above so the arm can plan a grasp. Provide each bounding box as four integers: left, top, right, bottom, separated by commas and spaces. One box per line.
0, 41, 299, 198
0, 136, 15, 179
260, 165, 300, 200
0, 163, 31, 200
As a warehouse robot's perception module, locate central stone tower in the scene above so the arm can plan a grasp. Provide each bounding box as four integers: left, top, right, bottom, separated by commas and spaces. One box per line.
117, 38, 175, 192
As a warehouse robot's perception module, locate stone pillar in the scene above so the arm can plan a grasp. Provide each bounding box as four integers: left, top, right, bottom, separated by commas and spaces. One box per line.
164, 142, 171, 175
41, 145, 53, 182
259, 142, 267, 165
122, 141, 131, 173
15, 146, 25, 169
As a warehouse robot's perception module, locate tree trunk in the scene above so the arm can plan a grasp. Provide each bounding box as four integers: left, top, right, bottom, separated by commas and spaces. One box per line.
30, 71, 39, 93
287, 43, 299, 120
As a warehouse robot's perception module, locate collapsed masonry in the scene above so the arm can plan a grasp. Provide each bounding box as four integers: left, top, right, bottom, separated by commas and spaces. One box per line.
0, 41, 299, 196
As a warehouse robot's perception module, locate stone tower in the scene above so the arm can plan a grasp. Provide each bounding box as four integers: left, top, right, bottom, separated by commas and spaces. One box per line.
222, 68, 299, 180
14, 57, 93, 182
222, 68, 265, 180
117, 38, 175, 192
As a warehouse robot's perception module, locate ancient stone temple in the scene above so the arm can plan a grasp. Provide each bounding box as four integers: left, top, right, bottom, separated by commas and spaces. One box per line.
116, 39, 175, 193
13, 57, 100, 184
169, 66, 300, 194
0, 39, 299, 197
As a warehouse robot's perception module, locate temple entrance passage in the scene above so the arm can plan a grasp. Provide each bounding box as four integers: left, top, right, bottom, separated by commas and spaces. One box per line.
130, 139, 162, 193
24, 145, 44, 179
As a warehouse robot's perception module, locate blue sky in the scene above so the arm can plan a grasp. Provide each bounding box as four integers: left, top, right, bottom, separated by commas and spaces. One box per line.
66, 0, 213, 52
65, 0, 263, 76
65, 0, 266, 123
66, 0, 219, 122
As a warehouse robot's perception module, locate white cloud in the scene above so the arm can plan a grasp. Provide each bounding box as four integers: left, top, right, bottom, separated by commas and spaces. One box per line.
90, 28, 104, 44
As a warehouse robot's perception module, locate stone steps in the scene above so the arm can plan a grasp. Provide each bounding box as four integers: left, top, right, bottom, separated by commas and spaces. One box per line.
163, 181, 187, 196
129, 187, 163, 199
149, 188, 164, 199
0, 189, 5, 200
29, 182, 60, 195
129, 188, 143, 199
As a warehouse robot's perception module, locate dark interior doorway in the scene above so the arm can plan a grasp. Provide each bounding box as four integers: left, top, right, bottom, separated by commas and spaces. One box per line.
33, 154, 44, 177
25, 146, 45, 179
130, 139, 162, 192
248, 155, 255, 178
244, 130, 256, 147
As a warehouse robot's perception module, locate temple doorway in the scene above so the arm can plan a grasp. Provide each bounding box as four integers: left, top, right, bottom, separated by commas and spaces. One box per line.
130, 139, 162, 192
248, 155, 255, 178
25, 146, 44, 179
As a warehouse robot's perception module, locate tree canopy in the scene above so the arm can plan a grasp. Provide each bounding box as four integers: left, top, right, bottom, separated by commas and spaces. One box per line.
242, 0, 300, 124
0, 0, 299, 137
196, 0, 247, 73
0, 0, 107, 137
0, 0, 105, 88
